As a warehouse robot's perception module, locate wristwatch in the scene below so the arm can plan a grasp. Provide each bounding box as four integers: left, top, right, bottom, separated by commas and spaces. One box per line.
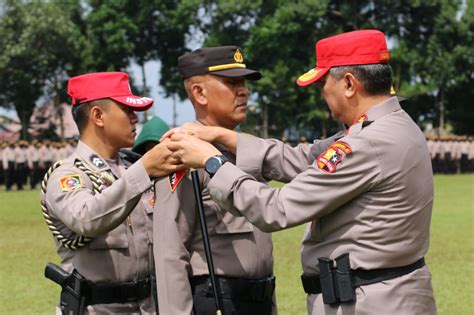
204, 155, 229, 178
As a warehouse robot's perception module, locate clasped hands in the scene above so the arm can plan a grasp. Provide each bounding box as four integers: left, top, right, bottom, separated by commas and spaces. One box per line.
160, 123, 227, 169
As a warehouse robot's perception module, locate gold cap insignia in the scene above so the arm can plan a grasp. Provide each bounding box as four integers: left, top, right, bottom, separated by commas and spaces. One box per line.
234, 49, 244, 63
380, 51, 390, 61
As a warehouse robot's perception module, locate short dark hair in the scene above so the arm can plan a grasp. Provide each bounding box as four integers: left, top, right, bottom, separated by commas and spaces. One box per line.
329, 63, 392, 96
71, 99, 110, 133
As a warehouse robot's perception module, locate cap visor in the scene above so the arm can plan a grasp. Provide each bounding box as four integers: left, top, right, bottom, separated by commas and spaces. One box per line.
210, 68, 262, 81
296, 67, 329, 87
110, 95, 154, 111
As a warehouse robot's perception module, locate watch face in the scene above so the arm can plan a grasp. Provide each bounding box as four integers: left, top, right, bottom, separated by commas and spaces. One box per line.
206, 157, 222, 174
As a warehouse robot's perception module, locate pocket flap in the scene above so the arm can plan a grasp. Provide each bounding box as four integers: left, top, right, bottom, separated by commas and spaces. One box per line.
215, 211, 254, 234
89, 223, 129, 249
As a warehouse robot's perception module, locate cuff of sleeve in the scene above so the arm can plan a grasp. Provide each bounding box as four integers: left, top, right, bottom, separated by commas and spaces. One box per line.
208, 162, 245, 202
236, 133, 262, 172
124, 160, 153, 194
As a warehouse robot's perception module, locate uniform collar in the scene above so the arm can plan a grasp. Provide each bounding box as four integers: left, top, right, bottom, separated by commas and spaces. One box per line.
364, 96, 401, 121
346, 96, 401, 135
74, 141, 114, 174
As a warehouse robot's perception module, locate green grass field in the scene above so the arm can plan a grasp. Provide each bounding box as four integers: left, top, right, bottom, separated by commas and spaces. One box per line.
0, 175, 473, 314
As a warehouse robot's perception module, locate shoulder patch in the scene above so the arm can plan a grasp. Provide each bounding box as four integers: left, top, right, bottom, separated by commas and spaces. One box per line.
316, 141, 352, 173
58, 174, 84, 192
168, 169, 188, 192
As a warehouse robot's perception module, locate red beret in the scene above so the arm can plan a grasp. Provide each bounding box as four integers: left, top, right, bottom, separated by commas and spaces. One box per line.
297, 30, 390, 87
67, 72, 153, 111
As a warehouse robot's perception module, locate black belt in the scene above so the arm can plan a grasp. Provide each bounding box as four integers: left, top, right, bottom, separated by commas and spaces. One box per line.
302, 257, 425, 295
191, 275, 275, 302
86, 276, 152, 305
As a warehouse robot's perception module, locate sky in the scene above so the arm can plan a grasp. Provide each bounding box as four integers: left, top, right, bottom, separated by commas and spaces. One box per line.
0, 60, 197, 128
128, 60, 196, 127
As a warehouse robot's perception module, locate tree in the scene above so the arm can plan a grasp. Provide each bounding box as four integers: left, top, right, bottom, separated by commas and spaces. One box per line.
0, 0, 81, 139
199, 0, 473, 137
82, 0, 199, 119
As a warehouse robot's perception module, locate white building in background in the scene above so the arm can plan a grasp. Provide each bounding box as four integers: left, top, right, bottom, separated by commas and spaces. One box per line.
29, 100, 79, 139
0, 115, 22, 141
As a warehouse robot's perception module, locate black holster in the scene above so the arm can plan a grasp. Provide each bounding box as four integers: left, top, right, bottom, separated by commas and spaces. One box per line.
45, 263, 87, 315
318, 254, 355, 305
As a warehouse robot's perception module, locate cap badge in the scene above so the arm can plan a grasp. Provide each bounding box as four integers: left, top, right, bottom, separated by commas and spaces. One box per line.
379, 51, 390, 61
390, 85, 396, 95
298, 68, 321, 82
234, 49, 244, 63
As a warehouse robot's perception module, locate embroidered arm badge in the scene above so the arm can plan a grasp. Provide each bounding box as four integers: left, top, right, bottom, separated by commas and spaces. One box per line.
316, 141, 352, 173
58, 174, 84, 192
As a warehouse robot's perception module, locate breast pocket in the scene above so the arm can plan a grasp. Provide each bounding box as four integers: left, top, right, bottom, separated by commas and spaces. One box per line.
89, 223, 128, 249
215, 210, 254, 234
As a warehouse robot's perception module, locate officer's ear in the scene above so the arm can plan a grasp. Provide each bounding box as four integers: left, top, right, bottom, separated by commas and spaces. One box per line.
89, 104, 107, 128
343, 73, 357, 98
191, 82, 208, 106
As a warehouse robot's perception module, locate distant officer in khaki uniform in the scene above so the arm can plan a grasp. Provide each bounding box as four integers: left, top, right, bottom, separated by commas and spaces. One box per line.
3, 141, 16, 191
28, 140, 41, 189
0, 141, 4, 187
39, 140, 54, 176
166, 30, 437, 314
154, 46, 283, 315
469, 136, 474, 172
14, 140, 28, 190
41, 72, 184, 314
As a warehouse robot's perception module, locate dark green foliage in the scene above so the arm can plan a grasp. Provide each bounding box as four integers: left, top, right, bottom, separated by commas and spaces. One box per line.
0, 0, 472, 138
0, 0, 81, 139
198, 0, 473, 137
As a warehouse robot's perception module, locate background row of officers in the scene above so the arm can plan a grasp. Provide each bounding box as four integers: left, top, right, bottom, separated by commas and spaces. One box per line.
426, 136, 474, 174
0, 139, 77, 191
1, 136, 473, 192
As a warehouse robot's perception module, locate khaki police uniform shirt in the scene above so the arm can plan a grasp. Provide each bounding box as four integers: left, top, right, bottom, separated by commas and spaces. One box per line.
42, 141, 156, 314
39, 145, 53, 165
28, 145, 39, 169
207, 97, 436, 314
432, 140, 441, 158
452, 141, 461, 160
14, 146, 28, 164
2, 147, 15, 169
459, 141, 469, 155
427, 139, 435, 159
153, 147, 275, 315
470, 141, 474, 159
